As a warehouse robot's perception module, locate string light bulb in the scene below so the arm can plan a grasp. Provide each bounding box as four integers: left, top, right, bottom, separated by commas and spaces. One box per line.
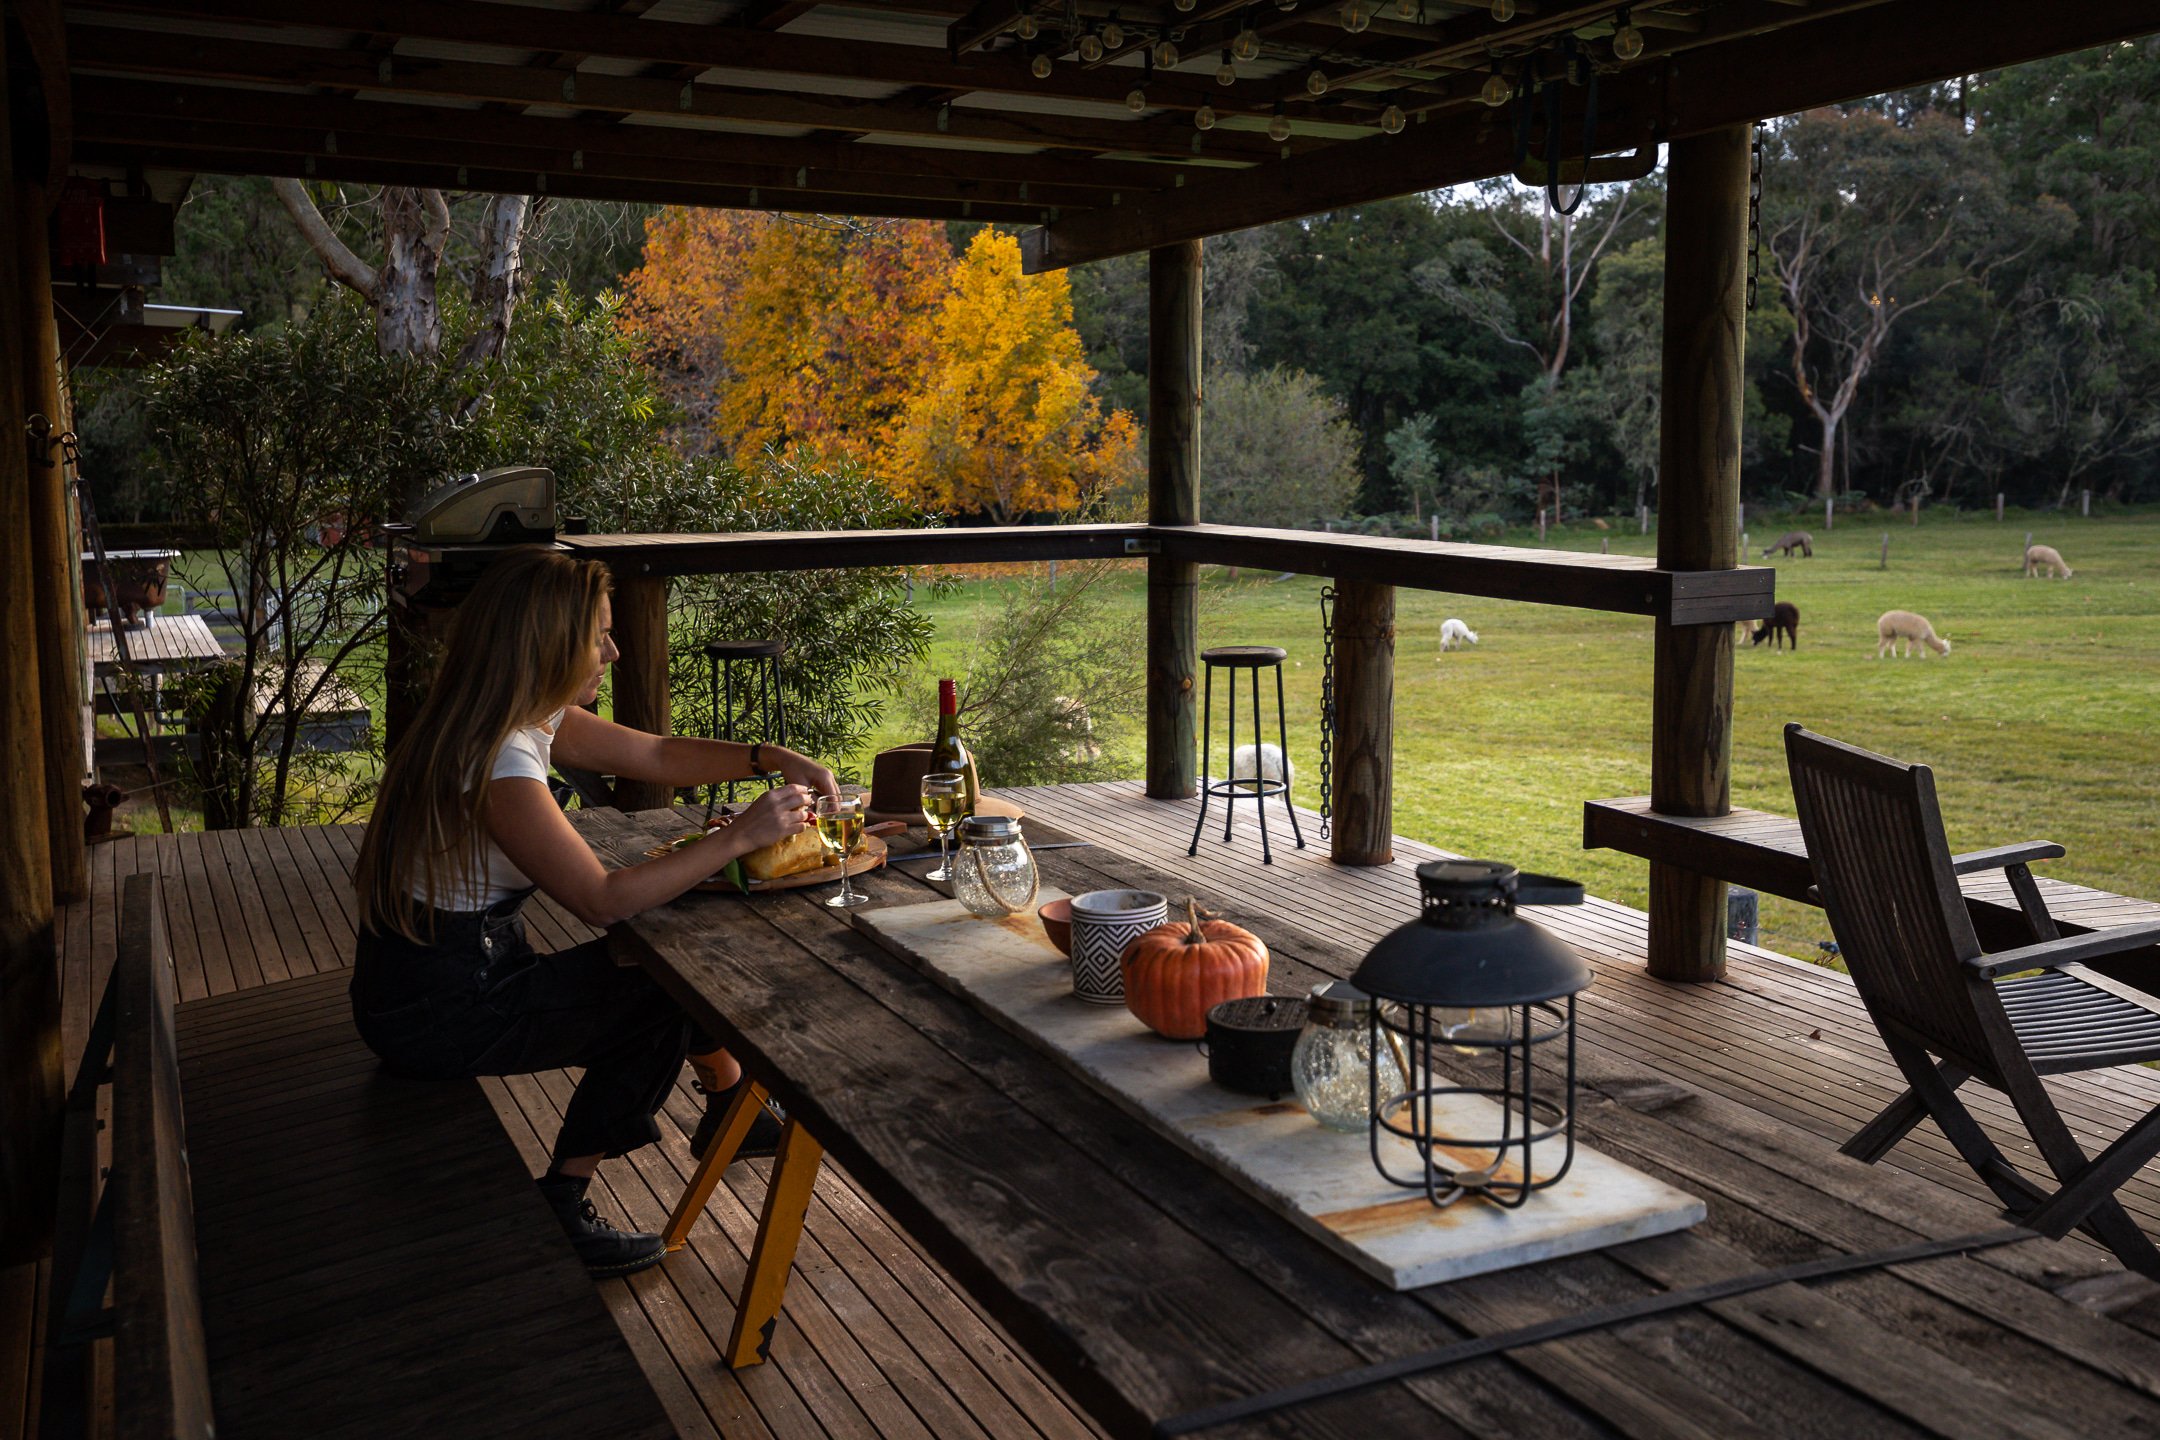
1274, 0, 1297, 10
1154, 38, 1180, 67
1031, 51, 1053, 77
1341, 0, 1372, 32
1268, 104, 1291, 142
1126, 85, 1148, 112
1195, 103, 1217, 130
1380, 104, 1406, 133
1612, 8, 1643, 61
1015, 13, 1039, 40
1217, 49, 1236, 85
1490, 0, 1515, 19
1306, 68, 1330, 96
1232, 27, 1259, 61
1480, 69, 1511, 106
1175, 0, 1197, 10
1396, 0, 1417, 16
1103, 19, 1124, 48
1079, 32, 1104, 61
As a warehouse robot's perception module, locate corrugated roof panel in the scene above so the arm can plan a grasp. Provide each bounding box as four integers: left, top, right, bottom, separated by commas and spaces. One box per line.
850, 133, 1056, 156
620, 113, 821, 139
778, 7, 949, 48
687, 67, 906, 101
950, 92, 1138, 122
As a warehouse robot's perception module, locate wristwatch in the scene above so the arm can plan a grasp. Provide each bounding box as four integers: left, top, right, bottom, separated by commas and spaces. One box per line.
748, 742, 765, 776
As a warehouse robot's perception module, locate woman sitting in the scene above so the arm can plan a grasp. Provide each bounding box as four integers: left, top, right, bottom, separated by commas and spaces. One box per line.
351, 546, 836, 1277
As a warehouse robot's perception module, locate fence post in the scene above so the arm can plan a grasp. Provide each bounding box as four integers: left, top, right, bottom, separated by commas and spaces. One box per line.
1881, 532, 1888, 570
1825, 495, 1833, 532
1537, 508, 1546, 543
1429, 514, 1438, 542
2082, 489, 2091, 517
1996, 492, 2004, 522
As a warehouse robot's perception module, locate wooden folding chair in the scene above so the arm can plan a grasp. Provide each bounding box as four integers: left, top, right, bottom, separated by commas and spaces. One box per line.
1784, 724, 2160, 1279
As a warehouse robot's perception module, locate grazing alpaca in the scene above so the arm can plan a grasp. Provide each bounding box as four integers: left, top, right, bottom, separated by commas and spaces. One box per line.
1876, 610, 1952, 659
1231, 743, 1293, 792
1439, 617, 1479, 651
1750, 601, 1800, 650
1762, 530, 1813, 558
2024, 543, 2073, 580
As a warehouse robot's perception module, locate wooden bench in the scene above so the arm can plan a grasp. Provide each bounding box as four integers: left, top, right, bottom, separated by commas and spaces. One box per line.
1584, 796, 2160, 978
45, 873, 673, 1440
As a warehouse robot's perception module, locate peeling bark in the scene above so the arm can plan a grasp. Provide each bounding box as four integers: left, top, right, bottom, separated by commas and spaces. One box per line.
456, 193, 531, 372
376, 186, 450, 358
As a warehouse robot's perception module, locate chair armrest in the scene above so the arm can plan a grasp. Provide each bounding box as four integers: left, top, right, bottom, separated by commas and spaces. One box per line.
1950, 842, 2066, 876
1965, 919, 2160, 980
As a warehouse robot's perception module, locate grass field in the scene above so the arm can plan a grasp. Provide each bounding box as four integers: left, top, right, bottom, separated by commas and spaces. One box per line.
870, 507, 2160, 965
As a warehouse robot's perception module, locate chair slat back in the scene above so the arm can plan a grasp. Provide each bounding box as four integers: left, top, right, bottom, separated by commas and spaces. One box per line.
1784, 726, 2000, 1073
109, 872, 216, 1440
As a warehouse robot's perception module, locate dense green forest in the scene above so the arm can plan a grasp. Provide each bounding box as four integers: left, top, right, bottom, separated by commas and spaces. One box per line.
92, 40, 2160, 529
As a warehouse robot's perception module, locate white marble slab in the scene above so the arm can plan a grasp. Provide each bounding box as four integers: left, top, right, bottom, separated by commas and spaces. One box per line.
855, 894, 1704, 1290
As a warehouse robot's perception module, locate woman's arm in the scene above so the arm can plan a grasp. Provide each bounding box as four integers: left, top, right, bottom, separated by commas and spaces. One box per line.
486, 777, 813, 928
553, 706, 837, 798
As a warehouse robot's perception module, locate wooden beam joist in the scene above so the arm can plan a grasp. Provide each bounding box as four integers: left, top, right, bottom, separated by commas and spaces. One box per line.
558, 524, 1152, 577
64, 22, 1286, 164
1024, 0, 2160, 269
68, 141, 1058, 225
71, 0, 1242, 112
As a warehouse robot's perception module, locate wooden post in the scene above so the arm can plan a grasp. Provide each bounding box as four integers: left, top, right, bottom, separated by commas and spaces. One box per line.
0, 24, 62, 1262
1145, 240, 1200, 800
1648, 125, 1748, 984
1995, 492, 2004, 522
19, 179, 87, 905
1825, 495, 1834, 532
1330, 580, 1394, 867
1880, 532, 1889, 570
2082, 489, 2091, 517
611, 573, 674, 811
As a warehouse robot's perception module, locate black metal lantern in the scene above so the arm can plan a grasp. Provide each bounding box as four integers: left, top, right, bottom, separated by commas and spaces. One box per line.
1351, 860, 1589, 1208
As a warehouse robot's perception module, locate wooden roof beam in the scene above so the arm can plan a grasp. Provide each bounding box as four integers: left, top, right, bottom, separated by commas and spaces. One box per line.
64, 23, 1293, 161
1023, 0, 2160, 269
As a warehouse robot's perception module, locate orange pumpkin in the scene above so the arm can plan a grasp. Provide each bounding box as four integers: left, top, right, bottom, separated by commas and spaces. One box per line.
1120, 899, 1269, 1040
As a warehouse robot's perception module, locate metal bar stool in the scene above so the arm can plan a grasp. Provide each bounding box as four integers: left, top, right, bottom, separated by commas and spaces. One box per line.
702, 638, 788, 806
1189, 645, 1305, 865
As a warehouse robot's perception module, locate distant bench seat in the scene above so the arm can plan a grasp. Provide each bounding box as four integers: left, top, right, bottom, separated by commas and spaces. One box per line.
49, 873, 673, 1440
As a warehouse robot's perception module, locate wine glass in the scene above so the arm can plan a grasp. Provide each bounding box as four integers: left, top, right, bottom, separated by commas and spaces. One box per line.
919, 773, 968, 882
815, 793, 869, 909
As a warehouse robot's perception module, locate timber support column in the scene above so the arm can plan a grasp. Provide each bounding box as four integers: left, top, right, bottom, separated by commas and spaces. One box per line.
1330, 580, 1395, 866
612, 573, 674, 811
1649, 125, 1750, 982
1145, 240, 1200, 799
20, 180, 88, 904
0, 21, 62, 1262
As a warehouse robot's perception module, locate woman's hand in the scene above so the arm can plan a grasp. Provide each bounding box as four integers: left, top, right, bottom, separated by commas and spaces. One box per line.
725, 783, 815, 853
768, 747, 839, 802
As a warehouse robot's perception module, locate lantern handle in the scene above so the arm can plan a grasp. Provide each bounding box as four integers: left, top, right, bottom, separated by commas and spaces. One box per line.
1514, 873, 1584, 907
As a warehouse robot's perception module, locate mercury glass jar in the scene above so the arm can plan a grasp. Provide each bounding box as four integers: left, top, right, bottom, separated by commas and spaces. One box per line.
951, 815, 1040, 917
1292, 980, 1375, 1132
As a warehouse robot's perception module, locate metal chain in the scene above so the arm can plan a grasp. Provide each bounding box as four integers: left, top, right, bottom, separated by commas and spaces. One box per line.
1745, 121, 1764, 313
1317, 585, 1336, 841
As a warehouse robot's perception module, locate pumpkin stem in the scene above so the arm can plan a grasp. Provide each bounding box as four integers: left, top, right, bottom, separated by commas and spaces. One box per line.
1184, 896, 1206, 944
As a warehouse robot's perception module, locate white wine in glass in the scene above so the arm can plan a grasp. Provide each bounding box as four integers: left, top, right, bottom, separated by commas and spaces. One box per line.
920, 773, 968, 883
816, 795, 869, 909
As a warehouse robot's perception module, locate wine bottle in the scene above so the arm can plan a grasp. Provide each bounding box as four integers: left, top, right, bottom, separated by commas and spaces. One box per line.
930, 678, 978, 816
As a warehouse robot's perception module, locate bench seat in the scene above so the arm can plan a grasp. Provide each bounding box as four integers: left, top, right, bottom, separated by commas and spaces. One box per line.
174, 970, 672, 1440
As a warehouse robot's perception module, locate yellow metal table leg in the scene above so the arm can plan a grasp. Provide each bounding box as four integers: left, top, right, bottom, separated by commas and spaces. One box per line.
724, 1118, 824, 1369
662, 1079, 769, 1252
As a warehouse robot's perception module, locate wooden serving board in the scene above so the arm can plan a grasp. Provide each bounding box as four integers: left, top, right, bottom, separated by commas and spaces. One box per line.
645, 832, 887, 893
855, 894, 1704, 1291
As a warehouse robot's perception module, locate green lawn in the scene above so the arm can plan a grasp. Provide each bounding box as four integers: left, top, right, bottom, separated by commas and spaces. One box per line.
869, 507, 2160, 965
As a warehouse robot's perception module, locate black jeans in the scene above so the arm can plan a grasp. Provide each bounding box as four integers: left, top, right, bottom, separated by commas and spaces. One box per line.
350, 893, 711, 1166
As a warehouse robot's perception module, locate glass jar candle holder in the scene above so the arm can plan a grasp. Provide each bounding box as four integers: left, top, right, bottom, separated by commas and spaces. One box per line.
951, 815, 1040, 917
1292, 980, 1375, 1132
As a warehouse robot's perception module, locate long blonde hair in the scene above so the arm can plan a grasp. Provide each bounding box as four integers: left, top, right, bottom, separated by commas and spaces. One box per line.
356, 547, 612, 939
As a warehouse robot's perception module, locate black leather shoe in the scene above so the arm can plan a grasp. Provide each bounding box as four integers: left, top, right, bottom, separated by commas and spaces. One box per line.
691, 1081, 786, 1161
535, 1174, 667, 1278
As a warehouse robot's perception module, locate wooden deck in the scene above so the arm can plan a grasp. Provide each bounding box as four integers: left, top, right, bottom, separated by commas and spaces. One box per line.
84, 614, 227, 677
9, 782, 2160, 1438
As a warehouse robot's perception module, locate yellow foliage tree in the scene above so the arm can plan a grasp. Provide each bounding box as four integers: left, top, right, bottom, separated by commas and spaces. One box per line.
890, 230, 1141, 521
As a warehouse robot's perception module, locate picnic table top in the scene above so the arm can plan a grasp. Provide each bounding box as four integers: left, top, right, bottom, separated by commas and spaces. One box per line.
85, 612, 227, 675
593, 784, 2160, 1440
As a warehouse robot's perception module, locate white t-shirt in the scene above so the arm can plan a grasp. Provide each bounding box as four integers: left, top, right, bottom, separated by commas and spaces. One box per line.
421, 709, 565, 913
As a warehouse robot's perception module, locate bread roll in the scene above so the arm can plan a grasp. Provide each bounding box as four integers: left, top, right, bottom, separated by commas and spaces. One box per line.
741, 826, 829, 882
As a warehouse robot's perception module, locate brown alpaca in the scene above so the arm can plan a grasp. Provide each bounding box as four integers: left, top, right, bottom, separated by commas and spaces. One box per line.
1750, 601, 1800, 650
1876, 610, 1951, 659
2023, 543, 2073, 580
1762, 530, 1813, 558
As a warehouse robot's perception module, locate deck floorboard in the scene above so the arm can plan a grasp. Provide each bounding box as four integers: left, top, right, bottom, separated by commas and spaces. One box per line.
33, 787, 2160, 1437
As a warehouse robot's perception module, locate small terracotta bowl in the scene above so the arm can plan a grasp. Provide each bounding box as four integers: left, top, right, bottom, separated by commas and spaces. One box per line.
1038, 898, 1074, 956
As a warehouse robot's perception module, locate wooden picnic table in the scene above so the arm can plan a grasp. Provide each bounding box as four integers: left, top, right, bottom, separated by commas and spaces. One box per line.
580, 799, 2160, 1440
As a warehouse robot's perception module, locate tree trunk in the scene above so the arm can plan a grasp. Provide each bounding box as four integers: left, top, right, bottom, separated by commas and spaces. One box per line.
377, 187, 450, 358
1816, 414, 1840, 499
456, 194, 532, 373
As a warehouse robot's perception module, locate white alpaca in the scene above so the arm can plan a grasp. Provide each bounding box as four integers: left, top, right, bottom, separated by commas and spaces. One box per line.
2024, 544, 2073, 580
1439, 618, 1479, 651
1231, 743, 1293, 792
1876, 610, 1952, 659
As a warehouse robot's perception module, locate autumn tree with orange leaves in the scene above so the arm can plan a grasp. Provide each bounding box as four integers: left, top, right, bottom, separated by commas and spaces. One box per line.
621, 214, 1136, 518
